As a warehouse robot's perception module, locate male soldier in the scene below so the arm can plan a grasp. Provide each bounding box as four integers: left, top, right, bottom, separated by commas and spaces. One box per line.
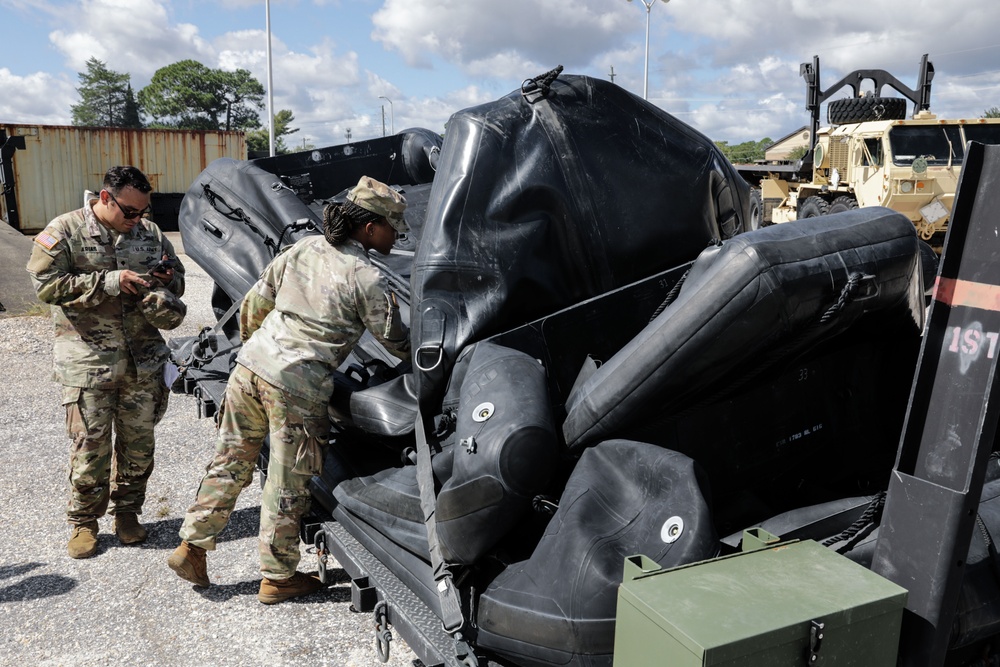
168, 176, 410, 604
27, 165, 186, 559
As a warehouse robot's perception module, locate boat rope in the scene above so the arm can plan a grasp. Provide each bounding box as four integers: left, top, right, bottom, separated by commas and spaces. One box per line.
650, 267, 691, 321
521, 65, 564, 104
821, 491, 885, 553
975, 513, 1000, 591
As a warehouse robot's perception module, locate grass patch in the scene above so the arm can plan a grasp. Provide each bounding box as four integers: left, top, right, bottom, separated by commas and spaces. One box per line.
0, 302, 49, 318
156, 495, 171, 518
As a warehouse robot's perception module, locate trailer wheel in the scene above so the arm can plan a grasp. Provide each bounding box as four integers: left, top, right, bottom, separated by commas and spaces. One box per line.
827, 96, 907, 124
828, 196, 859, 214
798, 196, 830, 219
748, 189, 767, 231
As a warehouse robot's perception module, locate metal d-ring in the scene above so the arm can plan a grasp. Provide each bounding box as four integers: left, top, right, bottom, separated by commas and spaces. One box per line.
415, 344, 444, 372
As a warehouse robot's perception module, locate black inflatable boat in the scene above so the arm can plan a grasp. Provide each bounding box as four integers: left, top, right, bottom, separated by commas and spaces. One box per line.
169, 70, 1000, 667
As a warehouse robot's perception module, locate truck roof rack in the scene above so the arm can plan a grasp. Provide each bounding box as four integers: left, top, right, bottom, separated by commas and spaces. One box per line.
801, 53, 935, 153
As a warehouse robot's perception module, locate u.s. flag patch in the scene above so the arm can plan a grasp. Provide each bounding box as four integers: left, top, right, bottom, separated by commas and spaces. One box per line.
34, 231, 60, 250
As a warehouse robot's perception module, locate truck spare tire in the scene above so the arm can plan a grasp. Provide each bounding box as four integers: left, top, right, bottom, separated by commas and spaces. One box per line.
828, 96, 907, 124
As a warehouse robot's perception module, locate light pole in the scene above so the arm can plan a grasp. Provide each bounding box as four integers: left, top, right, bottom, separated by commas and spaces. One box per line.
379, 96, 394, 135
265, 0, 275, 155
627, 0, 670, 101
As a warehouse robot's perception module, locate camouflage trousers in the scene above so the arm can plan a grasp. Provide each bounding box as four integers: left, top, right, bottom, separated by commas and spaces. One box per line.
178, 363, 328, 580
63, 369, 168, 524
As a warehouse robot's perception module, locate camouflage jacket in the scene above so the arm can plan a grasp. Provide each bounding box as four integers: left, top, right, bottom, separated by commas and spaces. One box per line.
237, 235, 410, 403
26, 192, 186, 387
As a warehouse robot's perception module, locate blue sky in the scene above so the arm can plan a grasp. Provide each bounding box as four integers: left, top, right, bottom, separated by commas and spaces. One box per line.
2, 0, 1000, 150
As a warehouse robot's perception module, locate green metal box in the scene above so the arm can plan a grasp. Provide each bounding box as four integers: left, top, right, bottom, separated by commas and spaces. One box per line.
613, 536, 907, 666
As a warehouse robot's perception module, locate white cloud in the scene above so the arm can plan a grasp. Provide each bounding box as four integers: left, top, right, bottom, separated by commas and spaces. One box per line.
5, 0, 1000, 149
48, 0, 214, 82
463, 51, 546, 82
0, 68, 76, 125
371, 0, 632, 75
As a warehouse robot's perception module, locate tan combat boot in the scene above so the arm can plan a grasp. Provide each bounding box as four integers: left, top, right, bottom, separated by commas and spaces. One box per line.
113, 512, 147, 545
68, 521, 99, 559
258, 572, 324, 605
167, 541, 210, 588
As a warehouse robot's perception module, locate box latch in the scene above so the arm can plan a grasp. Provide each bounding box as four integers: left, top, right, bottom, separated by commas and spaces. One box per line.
807, 619, 825, 665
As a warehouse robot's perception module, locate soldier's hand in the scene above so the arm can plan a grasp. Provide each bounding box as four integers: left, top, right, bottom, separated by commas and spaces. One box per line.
150, 254, 175, 283
119, 270, 150, 295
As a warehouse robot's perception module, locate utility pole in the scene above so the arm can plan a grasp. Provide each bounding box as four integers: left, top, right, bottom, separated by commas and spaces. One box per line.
378, 96, 394, 135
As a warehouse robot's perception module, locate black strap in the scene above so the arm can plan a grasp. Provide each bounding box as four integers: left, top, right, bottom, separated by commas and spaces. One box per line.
414, 406, 466, 634
172, 294, 243, 370
202, 183, 280, 257
189, 296, 244, 364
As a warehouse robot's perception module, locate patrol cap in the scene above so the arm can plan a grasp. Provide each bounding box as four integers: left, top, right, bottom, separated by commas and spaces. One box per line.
138, 286, 187, 330
347, 176, 408, 235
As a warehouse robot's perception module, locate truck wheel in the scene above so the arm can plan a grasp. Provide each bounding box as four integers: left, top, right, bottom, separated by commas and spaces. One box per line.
827, 96, 907, 124
798, 196, 829, 219
748, 189, 767, 231
828, 196, 859, 214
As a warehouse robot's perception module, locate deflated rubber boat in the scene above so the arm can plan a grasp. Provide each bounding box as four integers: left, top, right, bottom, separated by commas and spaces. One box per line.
169, 68, 1000, 666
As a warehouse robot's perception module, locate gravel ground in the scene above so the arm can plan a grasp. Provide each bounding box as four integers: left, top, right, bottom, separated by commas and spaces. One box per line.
0, 255, 418, 667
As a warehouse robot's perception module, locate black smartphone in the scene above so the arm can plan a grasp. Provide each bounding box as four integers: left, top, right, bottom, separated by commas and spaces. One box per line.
149, 258, 178, 274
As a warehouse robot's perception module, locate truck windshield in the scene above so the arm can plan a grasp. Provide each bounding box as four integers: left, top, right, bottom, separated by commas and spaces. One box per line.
964, 125, 1000, 148
890, 125, 964, 166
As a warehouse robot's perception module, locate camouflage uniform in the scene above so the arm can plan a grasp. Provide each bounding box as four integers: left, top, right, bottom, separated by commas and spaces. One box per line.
179, 234, 410, 579
26, 192, 186, 525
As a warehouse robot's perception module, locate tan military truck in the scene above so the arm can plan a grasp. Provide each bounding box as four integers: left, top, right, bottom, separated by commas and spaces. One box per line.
739, 54, 1000, 249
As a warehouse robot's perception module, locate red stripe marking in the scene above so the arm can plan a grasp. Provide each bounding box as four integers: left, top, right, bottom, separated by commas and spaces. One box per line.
935, 277, 1000, 311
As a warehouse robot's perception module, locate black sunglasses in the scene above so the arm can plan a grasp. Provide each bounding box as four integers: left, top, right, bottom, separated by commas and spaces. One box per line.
107, 191, 150, 220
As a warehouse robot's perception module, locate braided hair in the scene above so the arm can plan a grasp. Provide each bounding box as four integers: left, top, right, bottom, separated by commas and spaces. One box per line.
323, 200, 384, 246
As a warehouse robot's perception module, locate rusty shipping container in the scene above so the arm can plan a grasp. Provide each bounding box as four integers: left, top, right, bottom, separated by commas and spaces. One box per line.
0, 124, 246, 233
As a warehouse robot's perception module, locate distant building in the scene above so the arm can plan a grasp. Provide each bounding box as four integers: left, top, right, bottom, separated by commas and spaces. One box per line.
1, 124, 246, 233
764, 126, 811, 162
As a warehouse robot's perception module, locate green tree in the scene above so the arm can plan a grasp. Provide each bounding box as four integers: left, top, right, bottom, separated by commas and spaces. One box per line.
139, 60, 265, 131
246, 109, 300, 154
786, 146, 809, 161
122, 85, 142, 128
984, 107, 1000, 119
215, 69, 266, 131
714, 138, 773, 164
71, 57, 143, 128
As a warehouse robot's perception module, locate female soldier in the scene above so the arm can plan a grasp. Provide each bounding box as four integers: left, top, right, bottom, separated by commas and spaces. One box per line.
168, 176, 409, 604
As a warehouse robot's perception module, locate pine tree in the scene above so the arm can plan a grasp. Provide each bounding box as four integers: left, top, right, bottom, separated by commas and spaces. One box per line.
246, 109, 300, 154
71, 57, 142, 128
121, 85, 143, 128
139, 60, 265, 131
